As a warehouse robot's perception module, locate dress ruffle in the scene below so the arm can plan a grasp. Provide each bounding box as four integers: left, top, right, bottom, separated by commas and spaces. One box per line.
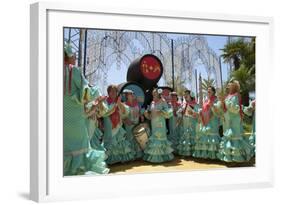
247, 134, 255, 156
248, 134, 255, 147
90, 128, 106, 151
64, 148, 109, 176
105, 127, 135, 165
143, 137, 174, 163
168, 117, 180, 151
192, 127, 221, 159
176, 128, 195, 156
217, 129, 254, 162
125, 125, 143, 159
168, 133, 179, 151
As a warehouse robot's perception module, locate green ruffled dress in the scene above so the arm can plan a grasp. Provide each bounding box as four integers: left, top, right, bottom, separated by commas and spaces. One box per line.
167, 102, 181, 151
143, 100, 174, 163
103, 101, 135, 165
123, 104, 143, 159
193, 99, 221, 160
216, 94, 254, 162
85, 92, 107, 152
63, 66, 109, 176
177, 103, 199, 156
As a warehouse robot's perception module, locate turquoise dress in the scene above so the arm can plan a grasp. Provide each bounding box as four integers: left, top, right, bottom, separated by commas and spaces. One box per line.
216, 94, 253, 162
143, 99, 174, 163
243, 102, 255, 154
167, 102, 181, 151
124, 103, 143, 159
63, 65, 109, 176
177, 102, 199, 156
85, 92, 107, 152
103, 99, 135, 165
193, 98, 221, 159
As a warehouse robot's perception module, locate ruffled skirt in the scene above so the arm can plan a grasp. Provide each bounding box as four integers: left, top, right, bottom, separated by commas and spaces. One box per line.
192, 127, 221, 160
143, 136, 174, 163
105, 127, 135, 165
167, 118, 180, 151
217, 129, 254, 162
248, 133, 255, 156
90, 128, 106, 151
126, 127, 143, 159
64, 148, 109, 176
176, 128, 195, 156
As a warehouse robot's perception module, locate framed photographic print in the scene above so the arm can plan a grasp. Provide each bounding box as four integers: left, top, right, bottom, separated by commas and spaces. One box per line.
30, 2, 274, 202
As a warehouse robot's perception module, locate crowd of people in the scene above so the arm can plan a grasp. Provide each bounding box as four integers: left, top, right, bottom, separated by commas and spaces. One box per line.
63, 43, 256, 176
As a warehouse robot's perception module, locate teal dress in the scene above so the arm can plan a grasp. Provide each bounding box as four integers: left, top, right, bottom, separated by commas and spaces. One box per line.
167, 102, 181, 151
217, 94, 253, 162
193, 98, 221, 159
103, 100, 135, 165
124, 103, 143, 159
177, 102, 199, 156
143, 99, 174, 163
85, 92, 107, 152
63, 65, 109, 176
243, 102, 255, 154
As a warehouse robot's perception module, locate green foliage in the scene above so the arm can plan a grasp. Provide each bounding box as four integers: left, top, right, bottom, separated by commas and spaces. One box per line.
221, 38, 248, 70
231, 65, 255, 93
221, 38, 255, 72
221, 37, 256, 105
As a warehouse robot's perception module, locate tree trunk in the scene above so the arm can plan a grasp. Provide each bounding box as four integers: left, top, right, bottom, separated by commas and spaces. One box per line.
233, 56, 240, 70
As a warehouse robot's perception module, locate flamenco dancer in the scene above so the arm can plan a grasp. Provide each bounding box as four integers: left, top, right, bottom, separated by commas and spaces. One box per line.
123, 89, 143, 160
143, 88, 174, 163
63, 42, 109, 175
84, 87, 107, 152
216, 80, 253, 162
176, 90, 199, 157
193, 86, 221, 160
103, 85, 135, 165
167, 91, 182, 151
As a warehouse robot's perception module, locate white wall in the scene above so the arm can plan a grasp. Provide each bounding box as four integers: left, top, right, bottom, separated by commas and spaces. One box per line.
0, 0, 280, 204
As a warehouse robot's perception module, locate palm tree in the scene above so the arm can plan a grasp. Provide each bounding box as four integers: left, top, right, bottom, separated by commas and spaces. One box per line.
222, 37, 256, 105
242, 38, 255, 73
221, 38, 248, 71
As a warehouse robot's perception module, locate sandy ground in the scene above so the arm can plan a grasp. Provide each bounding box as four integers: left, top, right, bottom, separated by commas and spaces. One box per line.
108, 156, 255, 174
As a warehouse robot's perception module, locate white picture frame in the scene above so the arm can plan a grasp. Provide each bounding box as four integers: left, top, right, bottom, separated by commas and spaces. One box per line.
30, 2, 274, 202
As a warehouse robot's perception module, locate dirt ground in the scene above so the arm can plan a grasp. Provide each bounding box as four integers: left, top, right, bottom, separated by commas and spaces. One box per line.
108, 155, 256, 175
